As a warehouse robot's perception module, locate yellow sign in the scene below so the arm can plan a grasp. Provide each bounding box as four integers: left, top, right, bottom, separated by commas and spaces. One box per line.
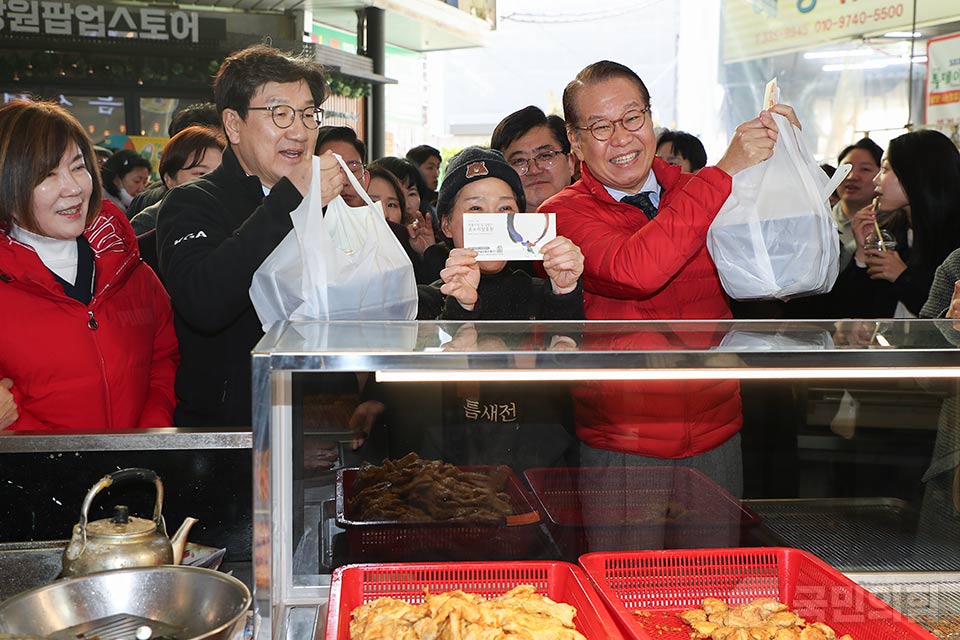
128, 136, 168, 180
128, 136, 166, 168
723, 0, 960, 63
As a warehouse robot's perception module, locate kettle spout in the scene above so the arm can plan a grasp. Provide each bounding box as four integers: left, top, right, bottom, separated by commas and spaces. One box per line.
170, 516, 199, 565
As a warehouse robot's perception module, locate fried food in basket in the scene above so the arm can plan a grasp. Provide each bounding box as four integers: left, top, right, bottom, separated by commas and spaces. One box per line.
914, 614, 960, 639
658, 597, 855, 640
349, 585, 586, 640
348, 453, 514, 522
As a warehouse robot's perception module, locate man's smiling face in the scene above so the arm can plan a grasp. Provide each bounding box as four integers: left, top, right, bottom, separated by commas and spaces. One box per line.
568, 76, 656, 194
223, 79, 317, 189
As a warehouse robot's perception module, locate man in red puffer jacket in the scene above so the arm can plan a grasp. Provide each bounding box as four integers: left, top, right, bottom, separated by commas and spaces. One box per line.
543, 60, 801, 496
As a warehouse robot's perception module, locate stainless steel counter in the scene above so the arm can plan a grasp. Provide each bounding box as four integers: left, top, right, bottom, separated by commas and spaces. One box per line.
0, 428, 252, 453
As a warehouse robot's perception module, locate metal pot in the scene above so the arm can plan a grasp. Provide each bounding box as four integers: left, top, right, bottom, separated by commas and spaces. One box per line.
61, 468, 198, 578
0, 565, 251, 640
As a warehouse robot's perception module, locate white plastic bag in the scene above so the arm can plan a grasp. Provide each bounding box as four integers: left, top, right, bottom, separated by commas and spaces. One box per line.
706, 112, 850, 300
250, 154, 417, 329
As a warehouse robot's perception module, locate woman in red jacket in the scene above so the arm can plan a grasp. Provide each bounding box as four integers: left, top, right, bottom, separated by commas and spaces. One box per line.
0, 100, 179, 431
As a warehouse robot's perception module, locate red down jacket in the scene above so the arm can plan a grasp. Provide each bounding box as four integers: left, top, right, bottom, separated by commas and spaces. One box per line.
0, 202, 179, 430
542, 158, 741, 458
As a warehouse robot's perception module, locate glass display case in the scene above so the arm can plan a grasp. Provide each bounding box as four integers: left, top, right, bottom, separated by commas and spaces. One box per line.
251, 318, 960, 640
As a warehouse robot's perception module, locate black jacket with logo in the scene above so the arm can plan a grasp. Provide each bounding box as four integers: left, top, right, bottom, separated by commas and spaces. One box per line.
157, 146, 300, 426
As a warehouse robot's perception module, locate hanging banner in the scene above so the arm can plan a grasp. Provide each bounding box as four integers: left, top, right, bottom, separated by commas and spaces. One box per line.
723, 0, 960, 63
926, 32, 960, 126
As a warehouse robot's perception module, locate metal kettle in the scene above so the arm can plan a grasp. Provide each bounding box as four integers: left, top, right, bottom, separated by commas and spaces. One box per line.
61, 468, 198, 578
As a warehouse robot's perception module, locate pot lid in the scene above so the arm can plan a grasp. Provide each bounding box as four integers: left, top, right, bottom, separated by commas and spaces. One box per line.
85, 505, 158, 539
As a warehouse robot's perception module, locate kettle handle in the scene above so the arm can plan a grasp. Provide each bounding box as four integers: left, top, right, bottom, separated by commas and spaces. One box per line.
78, 468, 166, 537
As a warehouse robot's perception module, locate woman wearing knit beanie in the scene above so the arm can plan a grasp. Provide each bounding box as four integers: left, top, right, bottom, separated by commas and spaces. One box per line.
421, 146, 585, 320
395, 146, 585, 471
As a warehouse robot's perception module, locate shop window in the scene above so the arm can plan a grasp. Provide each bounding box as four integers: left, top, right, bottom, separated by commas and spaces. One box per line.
140, 97, 181, 137
60, 94, 126, 145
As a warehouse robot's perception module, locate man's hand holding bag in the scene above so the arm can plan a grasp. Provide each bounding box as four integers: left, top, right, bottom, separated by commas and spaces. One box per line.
707, 111, 848, 300
250, 154, 418, 329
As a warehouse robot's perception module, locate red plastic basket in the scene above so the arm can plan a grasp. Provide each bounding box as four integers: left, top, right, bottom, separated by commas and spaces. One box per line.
524, 467, 759, 556
325, 560, 626, 640
578, 548, 937, 640
336, 466, 541, 561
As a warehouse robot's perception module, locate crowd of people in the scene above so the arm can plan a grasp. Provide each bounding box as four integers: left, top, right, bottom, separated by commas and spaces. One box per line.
1, 44, 959, 494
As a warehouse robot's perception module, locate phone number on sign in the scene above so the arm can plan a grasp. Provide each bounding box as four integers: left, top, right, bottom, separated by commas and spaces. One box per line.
815, 4, 904, 31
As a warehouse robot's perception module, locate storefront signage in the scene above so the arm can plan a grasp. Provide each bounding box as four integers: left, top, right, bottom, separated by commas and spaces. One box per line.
926, 32, 960, 126
0, 1, 201, 42
723, 0, 960, 63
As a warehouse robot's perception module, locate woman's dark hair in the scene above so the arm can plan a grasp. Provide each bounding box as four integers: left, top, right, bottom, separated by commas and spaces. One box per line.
656, 130, 707, 171
159, 125, 226, 187
214, 44, 327, 119
563, 60, 650, 129
491, 105, 571, 155
367, 165, 409, 224
369, 156, 429, 215
406, 144, 441, 166
887, 129, 960, 272
0, 99, 102, 233
101, 149, 152, 198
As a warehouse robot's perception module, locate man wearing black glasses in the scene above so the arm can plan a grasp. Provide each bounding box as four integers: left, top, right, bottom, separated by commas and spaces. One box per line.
491, 106, 575, 213
157, 44, 345, 427
542, 60, 799, 495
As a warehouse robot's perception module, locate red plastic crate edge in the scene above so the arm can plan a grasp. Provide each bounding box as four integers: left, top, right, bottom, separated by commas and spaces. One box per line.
324, 560, 627, 640
577, 548, 940, 640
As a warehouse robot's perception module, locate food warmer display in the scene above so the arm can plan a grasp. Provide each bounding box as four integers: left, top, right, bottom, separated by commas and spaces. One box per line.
251, 319, 960, 640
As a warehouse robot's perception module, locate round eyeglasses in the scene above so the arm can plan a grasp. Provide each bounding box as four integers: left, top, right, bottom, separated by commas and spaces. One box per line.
246, 104, 324, 129
509, 149, 568, 176
574, 107, 650, 142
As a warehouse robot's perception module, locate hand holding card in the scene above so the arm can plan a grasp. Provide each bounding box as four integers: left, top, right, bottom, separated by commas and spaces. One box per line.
439, 248, 481, 310
541, 236, 584, 295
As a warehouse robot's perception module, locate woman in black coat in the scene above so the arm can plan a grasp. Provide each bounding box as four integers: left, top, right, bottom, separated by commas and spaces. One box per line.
834, 129, 960, 318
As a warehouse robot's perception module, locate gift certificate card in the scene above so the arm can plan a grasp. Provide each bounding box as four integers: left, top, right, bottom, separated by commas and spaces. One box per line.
463, 212, 556, 261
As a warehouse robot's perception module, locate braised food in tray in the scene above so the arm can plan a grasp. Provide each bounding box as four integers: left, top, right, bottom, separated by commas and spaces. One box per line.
347, 453, 514, 522
664, 597, 854, 640
349, 585, 587, 640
